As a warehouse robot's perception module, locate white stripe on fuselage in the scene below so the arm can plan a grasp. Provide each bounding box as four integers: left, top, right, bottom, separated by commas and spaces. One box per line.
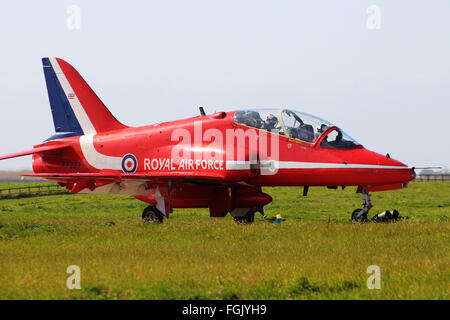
78, 139, 409, 172
226, 160, 409, 170
79, 135, 122, 170
49, 57, 96, 135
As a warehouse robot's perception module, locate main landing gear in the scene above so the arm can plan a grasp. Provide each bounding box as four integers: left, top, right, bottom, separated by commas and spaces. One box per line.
232, 206, 264, 224
142, 206, 164, 223
141, 205, 266, 224
351, 188, 400, 223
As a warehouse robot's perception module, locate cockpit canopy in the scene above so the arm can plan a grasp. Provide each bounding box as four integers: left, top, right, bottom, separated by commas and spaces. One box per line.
234, 108, 360, 149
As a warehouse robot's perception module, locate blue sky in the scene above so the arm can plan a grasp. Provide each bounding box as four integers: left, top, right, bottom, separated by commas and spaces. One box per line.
0, 0, 449, 170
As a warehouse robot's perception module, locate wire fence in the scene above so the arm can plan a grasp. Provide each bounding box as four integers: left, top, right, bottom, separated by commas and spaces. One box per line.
0, 184, 69, 199
415, 174, 450, 182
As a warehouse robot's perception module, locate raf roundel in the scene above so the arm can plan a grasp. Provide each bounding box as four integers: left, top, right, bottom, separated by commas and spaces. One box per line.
121, 154, 138, 173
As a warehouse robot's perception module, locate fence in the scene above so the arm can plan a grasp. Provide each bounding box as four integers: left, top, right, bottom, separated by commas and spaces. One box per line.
0, 184, 69, 199
415, 174, 450, 182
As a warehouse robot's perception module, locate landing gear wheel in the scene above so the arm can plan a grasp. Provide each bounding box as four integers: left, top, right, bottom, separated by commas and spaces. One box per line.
234, 213, 255, 224
142, 206, 164, 223
351, 208, 368, 223
233, 208, 256, 224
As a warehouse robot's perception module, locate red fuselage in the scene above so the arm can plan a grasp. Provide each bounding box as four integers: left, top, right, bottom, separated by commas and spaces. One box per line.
30, 110, 414, 217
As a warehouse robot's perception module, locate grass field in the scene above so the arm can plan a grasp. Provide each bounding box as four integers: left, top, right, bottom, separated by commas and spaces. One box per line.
0, 182, 448, 300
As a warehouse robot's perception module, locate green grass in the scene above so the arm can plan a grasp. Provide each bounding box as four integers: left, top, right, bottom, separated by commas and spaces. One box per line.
0, 182, 448, 300
0, 182, 55, 189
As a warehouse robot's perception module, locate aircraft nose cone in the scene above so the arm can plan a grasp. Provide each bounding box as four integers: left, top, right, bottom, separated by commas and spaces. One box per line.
344, 149, 415, 185
412, 167, 417, 180
370, 151, 415, 184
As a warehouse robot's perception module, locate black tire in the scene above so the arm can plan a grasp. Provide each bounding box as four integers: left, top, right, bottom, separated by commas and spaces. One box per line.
234, 211, 255, 224
351, 209, 368, 222
142, 206, 164, 223
245, 212, 255, 223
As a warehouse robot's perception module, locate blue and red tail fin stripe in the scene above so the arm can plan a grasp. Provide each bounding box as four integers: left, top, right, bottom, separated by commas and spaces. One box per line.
42, 57, 84, 137
42, 57, 127, 141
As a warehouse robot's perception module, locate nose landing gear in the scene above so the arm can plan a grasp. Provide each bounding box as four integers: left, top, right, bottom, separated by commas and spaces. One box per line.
351, 188, 372, 222
351, 187, 401, 223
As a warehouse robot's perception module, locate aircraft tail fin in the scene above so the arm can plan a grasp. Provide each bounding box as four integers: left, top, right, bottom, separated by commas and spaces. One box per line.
42, 57, 127, 138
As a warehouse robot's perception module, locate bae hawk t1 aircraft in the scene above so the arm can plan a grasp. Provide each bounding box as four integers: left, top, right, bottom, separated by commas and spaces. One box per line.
0, 58, 415, 223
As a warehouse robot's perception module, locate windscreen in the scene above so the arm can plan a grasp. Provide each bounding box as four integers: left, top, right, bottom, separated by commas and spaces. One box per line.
234, 108, 361, 148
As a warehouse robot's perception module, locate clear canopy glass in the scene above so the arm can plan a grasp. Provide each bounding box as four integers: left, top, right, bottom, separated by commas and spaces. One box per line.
234, 108, 360, 149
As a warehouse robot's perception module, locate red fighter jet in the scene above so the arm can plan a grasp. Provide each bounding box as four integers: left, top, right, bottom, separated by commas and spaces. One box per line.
0, 58, 415, 223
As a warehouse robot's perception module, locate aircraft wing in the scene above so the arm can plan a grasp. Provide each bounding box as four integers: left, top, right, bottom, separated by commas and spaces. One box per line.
24, 171, 226, 183
24, 171, 228, 194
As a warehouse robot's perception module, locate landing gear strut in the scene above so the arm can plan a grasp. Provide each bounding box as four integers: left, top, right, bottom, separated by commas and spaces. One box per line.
142, 205, 164, 223
351, 188, 372, 222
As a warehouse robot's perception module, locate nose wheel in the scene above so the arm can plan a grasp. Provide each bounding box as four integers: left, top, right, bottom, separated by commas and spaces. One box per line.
351, 208, 368, 222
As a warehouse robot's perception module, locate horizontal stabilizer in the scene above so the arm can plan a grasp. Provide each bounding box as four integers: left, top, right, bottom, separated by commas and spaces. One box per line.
0, 144, 70, 161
